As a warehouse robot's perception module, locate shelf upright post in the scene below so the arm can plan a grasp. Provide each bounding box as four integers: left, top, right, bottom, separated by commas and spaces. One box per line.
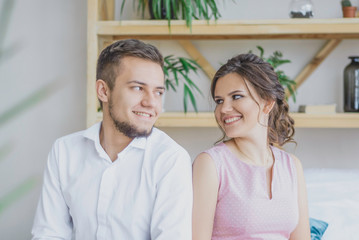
87, 0, 101, 127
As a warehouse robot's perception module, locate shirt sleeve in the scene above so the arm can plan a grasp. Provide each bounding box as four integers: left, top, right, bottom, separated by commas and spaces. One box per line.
31, 140, 73, 240
150, 149, 193, 240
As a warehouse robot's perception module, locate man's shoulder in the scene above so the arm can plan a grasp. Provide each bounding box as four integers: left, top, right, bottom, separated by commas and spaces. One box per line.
149, 128, 182, 146
53, 128, 88, 148
145, 128, 192, 178
55, 123, 100, 145
147, 128, 188, 156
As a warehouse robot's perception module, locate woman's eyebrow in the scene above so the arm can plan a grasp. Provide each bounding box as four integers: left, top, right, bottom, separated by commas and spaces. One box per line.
228, 90, 245, 95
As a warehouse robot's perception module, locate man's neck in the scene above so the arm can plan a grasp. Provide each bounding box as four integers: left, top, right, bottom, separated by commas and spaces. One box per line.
99, 120, 133, 162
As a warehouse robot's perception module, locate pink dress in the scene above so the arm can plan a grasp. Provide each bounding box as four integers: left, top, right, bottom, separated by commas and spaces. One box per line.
204, 143, 299, 240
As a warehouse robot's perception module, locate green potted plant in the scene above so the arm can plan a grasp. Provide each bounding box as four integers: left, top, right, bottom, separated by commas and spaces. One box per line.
341, 0, 357, 17
250, 46, 297, 102
120, 0, 221, 29
163, 55, 203, 112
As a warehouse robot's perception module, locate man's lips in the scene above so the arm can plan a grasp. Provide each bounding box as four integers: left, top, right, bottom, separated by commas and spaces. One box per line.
133, 111, 153, 118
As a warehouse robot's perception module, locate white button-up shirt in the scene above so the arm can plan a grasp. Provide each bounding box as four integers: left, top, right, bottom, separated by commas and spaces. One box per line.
32, 123, 193, 240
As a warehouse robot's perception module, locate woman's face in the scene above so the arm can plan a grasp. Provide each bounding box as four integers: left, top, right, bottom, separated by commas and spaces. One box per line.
213, 73, 270, 139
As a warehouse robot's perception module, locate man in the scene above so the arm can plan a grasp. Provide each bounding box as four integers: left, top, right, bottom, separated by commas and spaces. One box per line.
32, 39, 193, 239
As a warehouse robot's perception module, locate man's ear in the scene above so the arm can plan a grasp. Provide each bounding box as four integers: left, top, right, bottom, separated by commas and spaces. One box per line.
263, 100, 276, 114
96, 79, 110, 104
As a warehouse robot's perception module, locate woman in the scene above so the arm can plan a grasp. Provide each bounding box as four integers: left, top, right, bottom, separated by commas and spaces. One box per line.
192, 53, 310, 240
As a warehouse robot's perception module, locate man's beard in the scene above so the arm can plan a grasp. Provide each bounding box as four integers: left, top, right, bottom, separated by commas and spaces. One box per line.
108, 99, 152, 138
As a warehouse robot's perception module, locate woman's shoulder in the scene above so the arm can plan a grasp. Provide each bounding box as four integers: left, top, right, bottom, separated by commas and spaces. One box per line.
271, 146, 303, 179
271, 145, 294, 161
194, 143, 226, 170
203, 142, 226, 155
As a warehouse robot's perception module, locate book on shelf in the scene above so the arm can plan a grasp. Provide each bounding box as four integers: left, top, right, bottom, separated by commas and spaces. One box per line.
298, 104, 336, 114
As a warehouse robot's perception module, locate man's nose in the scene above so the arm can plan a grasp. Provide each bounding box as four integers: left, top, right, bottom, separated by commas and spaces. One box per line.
141, 92, 157, 107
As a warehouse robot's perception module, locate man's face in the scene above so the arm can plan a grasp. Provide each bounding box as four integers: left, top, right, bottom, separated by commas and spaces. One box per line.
107, 56, 165, 138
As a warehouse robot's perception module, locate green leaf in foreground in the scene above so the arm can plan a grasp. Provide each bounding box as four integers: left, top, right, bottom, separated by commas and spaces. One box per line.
0, 80, 63, 127
0, 177, 39, 214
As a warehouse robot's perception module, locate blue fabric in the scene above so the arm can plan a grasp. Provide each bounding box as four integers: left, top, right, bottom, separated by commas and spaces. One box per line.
310, 218, 328, 240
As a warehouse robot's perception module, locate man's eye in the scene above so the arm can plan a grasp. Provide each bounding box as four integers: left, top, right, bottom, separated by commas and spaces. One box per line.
215, 99, 223, 104
155, 90, 164, 96
133, 86, 142, 91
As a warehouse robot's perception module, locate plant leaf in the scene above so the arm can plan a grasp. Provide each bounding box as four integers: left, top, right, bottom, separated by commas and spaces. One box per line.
181, 73, 204, 97
256, 46, 264, 58
172, 68, 179, 86
0, 41, 21, 65
0, 80, 63, 127
0, 176, 39, 214
0, 142, 13, 162
183, 85, 188, 113
184, 84, 198, 112
119, 0, 126, 17
179, 57, 190, 73
0, 0, 15, 48
165, 80, 177, 92
163, 54, 203, 111
185, 0, 193, 30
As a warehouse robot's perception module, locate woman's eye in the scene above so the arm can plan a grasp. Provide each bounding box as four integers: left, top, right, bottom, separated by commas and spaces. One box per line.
233, 95, 242, 100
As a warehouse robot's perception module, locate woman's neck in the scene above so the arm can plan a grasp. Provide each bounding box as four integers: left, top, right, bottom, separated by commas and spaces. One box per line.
230, 136, 273, 167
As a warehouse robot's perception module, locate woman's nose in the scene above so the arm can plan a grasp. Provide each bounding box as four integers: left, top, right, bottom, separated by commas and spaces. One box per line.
220, 100, 233, 113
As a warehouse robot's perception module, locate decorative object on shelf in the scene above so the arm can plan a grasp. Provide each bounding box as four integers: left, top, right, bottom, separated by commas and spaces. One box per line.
289, 0, 314, 18
250, 46, 297, 102
343, 56, 359, 112
341, 0, 358, 18
120, 0, 221, 29
164, 55, 203, 113
298, 104, 336, 114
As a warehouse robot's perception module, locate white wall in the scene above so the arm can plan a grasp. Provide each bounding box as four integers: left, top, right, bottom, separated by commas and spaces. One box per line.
1, 0, 358, 239
0, 0, 87, 239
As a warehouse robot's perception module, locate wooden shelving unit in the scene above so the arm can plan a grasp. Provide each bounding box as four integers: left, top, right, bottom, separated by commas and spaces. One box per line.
87, 0, 359, 128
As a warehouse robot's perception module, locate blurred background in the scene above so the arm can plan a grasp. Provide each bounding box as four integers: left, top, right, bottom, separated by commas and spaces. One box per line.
1, 0, 358, 239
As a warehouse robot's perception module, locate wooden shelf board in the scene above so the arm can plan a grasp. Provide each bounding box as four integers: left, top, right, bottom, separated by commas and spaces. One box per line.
97, 19, 359, 39
95, 112, 359, 128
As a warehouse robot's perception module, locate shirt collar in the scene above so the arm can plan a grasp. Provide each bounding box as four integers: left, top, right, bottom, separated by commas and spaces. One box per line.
83, 122, 147, 150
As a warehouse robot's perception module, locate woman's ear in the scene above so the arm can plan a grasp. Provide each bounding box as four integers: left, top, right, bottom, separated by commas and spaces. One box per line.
263, 100, 276, 114
96, 79, 110, 104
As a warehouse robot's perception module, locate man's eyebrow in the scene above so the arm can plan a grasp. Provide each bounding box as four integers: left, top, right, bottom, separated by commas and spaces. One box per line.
156, 86, 166, 90
127, 80, 165, 90
127, 80, 146, 85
